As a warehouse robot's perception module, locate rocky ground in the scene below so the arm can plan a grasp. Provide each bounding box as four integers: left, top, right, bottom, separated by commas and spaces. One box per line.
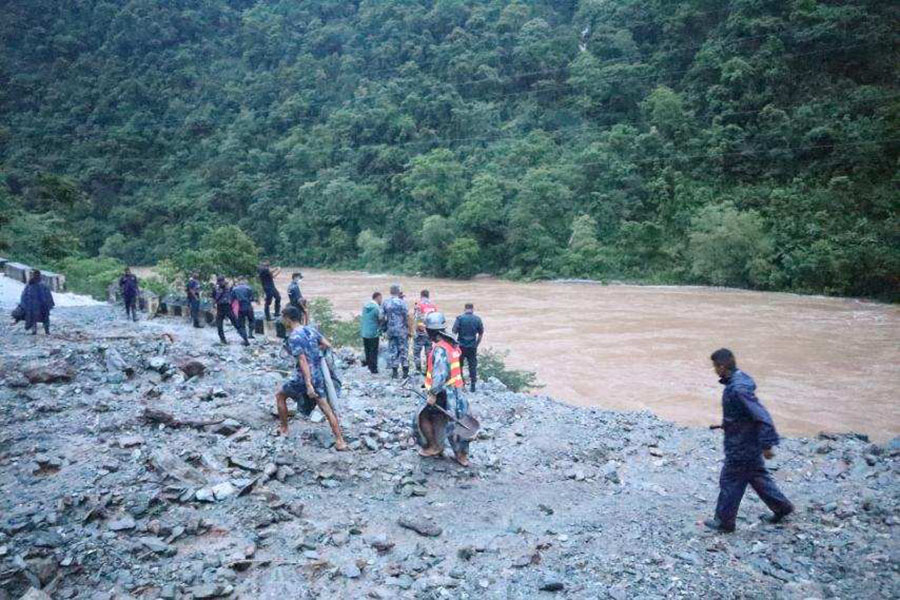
0, 305, 897, 599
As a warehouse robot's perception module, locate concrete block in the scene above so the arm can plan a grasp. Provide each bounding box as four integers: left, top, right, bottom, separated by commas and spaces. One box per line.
5, 262, 31, 283
40, 270, 66, 292
0, 257, 7, 268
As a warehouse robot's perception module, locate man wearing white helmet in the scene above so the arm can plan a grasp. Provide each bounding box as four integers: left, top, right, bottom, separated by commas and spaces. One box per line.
413, 311, 471, 467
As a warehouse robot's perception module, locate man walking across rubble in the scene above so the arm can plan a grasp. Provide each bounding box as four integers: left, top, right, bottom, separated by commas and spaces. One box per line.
704, 348, 794, 533
274, 306, 348, 450
213, 275, 248, 346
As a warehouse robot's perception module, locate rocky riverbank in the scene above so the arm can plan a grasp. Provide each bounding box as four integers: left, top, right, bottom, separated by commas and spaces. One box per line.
0, 306, 897, 599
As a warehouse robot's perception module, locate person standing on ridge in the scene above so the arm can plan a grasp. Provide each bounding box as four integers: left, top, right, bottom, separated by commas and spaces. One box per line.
413, 312, 472, 467
213, 276, 247, 345
704, 348, 794, 533
413, 289, 438, 374
119, 267, 140, 322
20, 270, 54, 335
232, 279, 257, 345
361, 291, 383, 375
452, 303, 484, 392
287, 272, 304, 311
274, 306, 348, 450
258, 260, 281, 321
186, 272, 202, 328
381, 283, 411, 379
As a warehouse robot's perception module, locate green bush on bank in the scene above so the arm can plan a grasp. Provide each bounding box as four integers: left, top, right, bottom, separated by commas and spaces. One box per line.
54, 256, 124, 300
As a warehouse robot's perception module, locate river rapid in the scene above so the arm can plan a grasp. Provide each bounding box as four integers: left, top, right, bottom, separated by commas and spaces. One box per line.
274, 268, 899, 442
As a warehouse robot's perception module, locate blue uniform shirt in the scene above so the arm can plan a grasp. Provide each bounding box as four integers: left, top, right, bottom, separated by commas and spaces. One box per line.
232, 284, 255, 309
286, 325, 325, 395
381, 296, 409, 337
720, 369, 780, 464
452, 312, 483, 348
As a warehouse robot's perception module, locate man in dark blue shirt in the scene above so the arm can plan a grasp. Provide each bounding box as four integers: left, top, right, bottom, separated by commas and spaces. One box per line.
452, 303, 484, 392
258, 261, 281, 321
185, 272, 202, 328
232, 279, 257, 345
705, 348, 794, 533
119, 268, 140, 322
213, 276, 247, 346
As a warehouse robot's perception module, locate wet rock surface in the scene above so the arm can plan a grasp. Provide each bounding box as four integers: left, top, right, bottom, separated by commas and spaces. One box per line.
0, 306, 897, 598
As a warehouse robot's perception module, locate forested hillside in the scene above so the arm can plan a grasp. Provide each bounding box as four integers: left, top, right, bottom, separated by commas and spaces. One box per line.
1, 0, 898, 298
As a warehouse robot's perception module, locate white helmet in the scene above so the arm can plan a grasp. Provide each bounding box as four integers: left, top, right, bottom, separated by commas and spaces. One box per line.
424, 311, 447, 331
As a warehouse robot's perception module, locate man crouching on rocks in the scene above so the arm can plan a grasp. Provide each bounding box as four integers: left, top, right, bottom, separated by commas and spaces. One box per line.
413, 312, 471, 467
274, 306, 348, 451
705, 348, 793, 533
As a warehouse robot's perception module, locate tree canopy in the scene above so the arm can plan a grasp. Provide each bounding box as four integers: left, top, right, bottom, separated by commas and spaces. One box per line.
1, 0, 897, 299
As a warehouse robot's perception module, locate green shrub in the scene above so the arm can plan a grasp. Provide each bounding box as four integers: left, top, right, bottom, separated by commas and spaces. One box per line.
55, 256, 124, 300
477, 348, 540, 393
308, 297, 362, 349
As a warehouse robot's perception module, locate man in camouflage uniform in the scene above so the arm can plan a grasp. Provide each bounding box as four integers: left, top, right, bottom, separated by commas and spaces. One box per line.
381, 283, 411, 379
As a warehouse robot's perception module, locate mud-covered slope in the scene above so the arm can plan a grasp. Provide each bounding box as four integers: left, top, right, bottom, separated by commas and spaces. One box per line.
0, 307, 897, 599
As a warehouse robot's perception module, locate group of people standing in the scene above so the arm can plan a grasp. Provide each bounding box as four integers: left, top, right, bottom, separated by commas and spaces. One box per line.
276, 281, 478, 467
360, 284, 484, 390
182, 261, 306, 347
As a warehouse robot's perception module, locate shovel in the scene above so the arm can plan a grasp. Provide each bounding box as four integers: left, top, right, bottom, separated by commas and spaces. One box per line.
409, 389, 480, 439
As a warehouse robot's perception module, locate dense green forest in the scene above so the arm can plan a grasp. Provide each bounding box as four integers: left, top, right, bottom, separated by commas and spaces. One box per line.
1, 0, 898, 299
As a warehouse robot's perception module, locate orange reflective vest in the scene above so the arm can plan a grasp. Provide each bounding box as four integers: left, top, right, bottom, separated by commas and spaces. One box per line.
424, 338, 464, 389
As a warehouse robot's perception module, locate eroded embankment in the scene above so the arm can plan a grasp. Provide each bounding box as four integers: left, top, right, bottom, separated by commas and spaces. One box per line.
0, 306, 897, 599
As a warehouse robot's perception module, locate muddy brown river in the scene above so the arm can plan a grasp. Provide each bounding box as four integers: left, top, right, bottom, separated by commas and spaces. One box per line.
270, 269, 900, 441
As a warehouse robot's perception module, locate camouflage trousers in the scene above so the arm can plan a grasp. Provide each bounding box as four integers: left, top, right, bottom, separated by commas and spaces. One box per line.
412, 331, 432, 371
387, 334, 409, 368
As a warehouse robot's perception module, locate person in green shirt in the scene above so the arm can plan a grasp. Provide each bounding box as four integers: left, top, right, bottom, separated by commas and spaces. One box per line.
360, 291, 383, 374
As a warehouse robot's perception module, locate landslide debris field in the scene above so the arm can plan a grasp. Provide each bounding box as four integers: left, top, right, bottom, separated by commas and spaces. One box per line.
0, 306, 897, 599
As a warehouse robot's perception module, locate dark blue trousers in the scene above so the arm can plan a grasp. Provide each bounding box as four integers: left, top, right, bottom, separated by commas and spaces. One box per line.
715, 461, 792, 528
264, 287, 281, 320
188, 298, 201, 326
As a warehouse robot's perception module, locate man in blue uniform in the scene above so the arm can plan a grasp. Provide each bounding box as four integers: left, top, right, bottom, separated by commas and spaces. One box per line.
213, 276, 247, 346
119, 268, 140, 322
258, 261, 281, 321
704, 348, 794, 533
231, 279, 256, 345
287, 272, 303, 309
381, 283, 411, 379
274, 306, 348, 450
452, 303, 484, 392
185, 272, 202, 328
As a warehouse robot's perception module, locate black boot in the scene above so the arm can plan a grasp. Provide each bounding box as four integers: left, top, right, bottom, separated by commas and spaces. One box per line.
703, 518, 735, 533
760, 505, 794, 524
470, 381, 476, 393
391, 367, 398, 379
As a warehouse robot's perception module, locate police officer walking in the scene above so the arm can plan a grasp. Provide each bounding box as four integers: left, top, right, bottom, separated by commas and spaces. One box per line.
186, 272, 202, 328
704, 348, 794, 533
452, 303, 484, 392
119, 267, 140, 322
381, 283, 411, 379
232, 279, 257, 345
213, 276, 247, 346
258, 261, 281, 321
